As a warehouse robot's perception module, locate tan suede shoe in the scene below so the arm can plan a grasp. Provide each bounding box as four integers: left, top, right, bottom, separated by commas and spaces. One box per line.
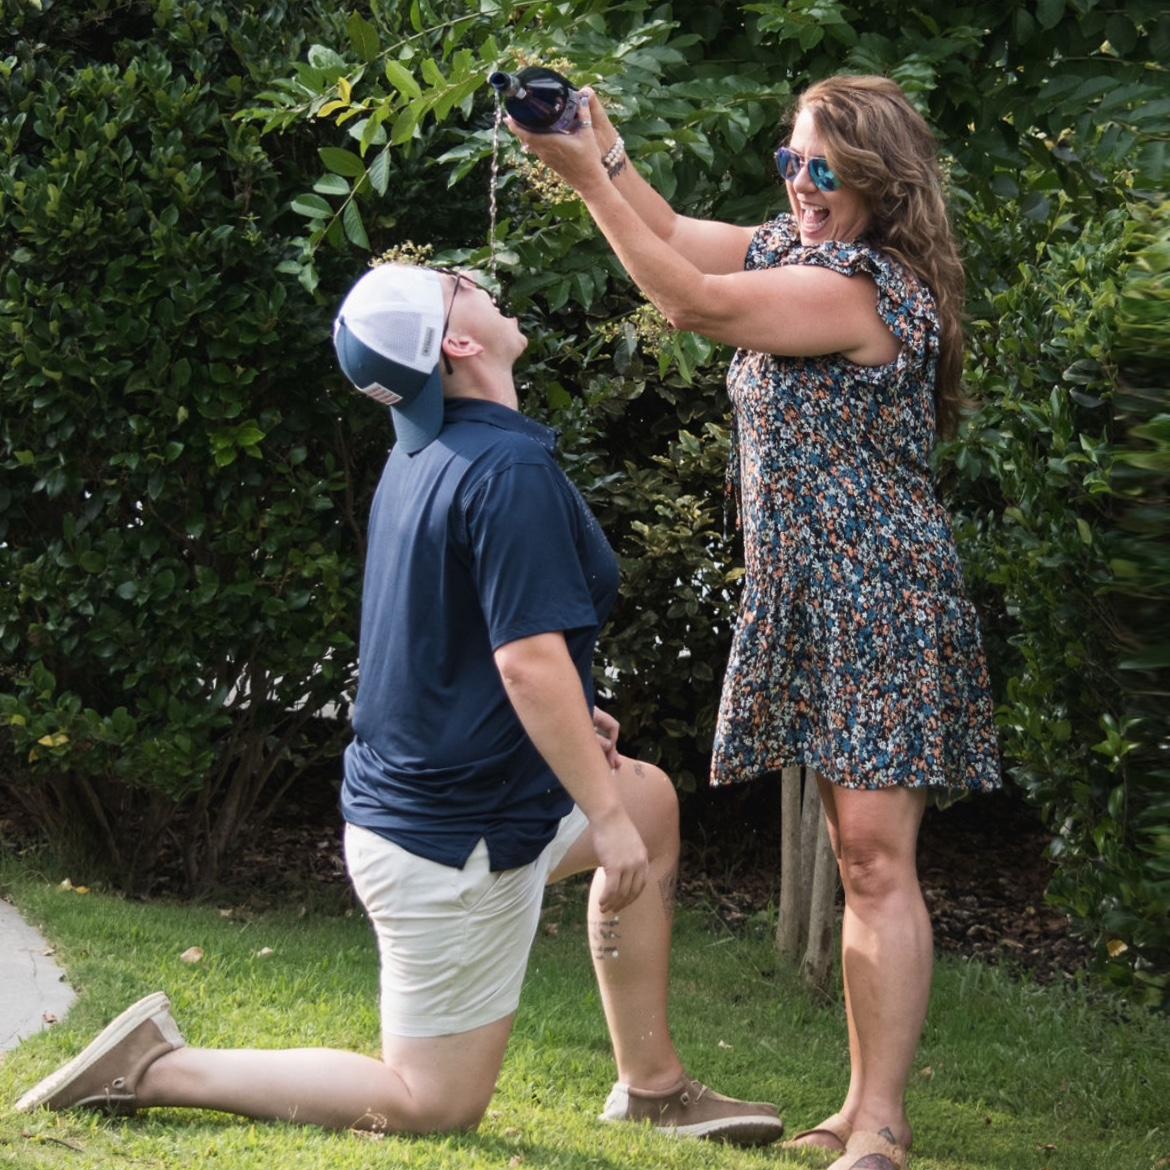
600, 1076, 784, 1146
15, 991, 185, 1116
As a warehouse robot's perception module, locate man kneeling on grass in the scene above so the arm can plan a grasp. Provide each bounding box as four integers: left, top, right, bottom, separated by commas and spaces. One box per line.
16, 263, 783, 1145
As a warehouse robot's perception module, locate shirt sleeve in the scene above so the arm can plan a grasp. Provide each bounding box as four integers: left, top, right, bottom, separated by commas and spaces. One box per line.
461, 459, 602, 651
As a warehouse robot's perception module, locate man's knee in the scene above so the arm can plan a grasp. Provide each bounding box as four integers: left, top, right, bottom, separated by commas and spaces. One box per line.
643, 759, 679, 815
619, 757, 679, 852
415, 1097, 491, 1134
372, 1083, 492, 1135
378, 1019, 509, 1135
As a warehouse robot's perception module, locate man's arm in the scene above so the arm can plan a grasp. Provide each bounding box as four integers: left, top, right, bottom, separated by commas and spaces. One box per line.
494, 631, 648, 913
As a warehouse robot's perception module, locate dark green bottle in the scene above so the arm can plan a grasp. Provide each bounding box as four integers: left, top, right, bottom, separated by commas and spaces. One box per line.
488, 66, 581, 134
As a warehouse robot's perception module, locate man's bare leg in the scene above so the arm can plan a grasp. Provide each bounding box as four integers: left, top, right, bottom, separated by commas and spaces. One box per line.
135, 1014, 514, 1132
549, 754, 684, 1090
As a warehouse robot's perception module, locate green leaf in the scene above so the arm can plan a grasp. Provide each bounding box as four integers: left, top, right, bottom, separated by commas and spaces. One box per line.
390, 104, 419, 146
384, 60, 422, 101
343, 201, 370, 249
353, 110, 389, 150
1021, 192, 1050, 221
547, 383, 572, 410
347, 12, 380, 63
313, 173, 350, 196
797, 23, 824, 50
307, 44, 347, 72
291, 193, 333, 218
1119, 647, 1170, 671
367, 146, 391, 196
1104, 14, 1138, 55
1118, 451, 1170, 471
318, 147, 365, 177
298, 262, 320, 295
1013, 7, 1035, 44
1128, 99, 1170, 128
1036, 0, 1064, 30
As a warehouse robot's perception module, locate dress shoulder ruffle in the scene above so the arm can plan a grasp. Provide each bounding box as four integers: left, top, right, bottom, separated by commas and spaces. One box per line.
747, 214, 939, 367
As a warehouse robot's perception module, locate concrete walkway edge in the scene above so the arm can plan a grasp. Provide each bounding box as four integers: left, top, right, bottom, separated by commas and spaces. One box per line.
0, 898, 77, 1052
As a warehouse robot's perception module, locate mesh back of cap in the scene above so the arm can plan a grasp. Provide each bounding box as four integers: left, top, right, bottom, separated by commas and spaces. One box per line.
362, 308, 428, 364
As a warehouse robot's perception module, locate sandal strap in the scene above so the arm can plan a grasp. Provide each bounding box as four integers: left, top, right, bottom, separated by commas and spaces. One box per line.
827, 1129, 909, 1170
782, 1114, 852, 1150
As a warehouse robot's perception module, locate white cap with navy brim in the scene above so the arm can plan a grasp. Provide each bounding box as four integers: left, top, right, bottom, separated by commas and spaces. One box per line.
333, 264, 447, 454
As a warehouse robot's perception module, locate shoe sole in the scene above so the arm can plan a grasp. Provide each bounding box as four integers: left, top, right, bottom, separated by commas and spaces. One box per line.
14, 992, 172, 1113
666, 1116, 785, 1145
603, 1113, 786, 1146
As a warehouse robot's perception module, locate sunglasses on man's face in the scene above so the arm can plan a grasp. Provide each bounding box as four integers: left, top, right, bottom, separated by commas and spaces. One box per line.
430, 267, 504, 374
775, 146, 840, 193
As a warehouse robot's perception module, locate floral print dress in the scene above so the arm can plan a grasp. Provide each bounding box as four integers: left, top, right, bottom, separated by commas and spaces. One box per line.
711, 214, 1001, 795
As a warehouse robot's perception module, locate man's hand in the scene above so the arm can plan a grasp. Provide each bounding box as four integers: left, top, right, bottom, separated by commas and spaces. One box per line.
589, 803, 649, 915
494, 633, 646, 913
592, 706, 621, 770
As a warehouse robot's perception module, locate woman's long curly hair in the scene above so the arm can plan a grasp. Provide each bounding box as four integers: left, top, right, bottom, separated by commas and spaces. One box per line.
796, 76, 966, 439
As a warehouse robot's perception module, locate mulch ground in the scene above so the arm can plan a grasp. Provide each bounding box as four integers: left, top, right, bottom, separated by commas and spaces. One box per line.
674, 777, 1094, 984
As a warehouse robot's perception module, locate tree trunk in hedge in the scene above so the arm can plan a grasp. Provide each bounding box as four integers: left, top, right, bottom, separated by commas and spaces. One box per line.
799, 770, 824, 919
777, 766, 803, 960
801, 812, 839, 995
777, 766, 839, 993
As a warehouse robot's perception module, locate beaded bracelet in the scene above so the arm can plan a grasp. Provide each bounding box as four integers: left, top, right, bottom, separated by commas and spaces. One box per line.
602, 135, 626, 179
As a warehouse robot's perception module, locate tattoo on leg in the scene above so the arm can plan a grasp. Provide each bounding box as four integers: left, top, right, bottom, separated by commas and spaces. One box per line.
633, 762, 645, 777
591, 915, 621, 960
659, 869, 677, 918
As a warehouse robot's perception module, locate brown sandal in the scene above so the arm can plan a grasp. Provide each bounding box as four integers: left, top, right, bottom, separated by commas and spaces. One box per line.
825, 1129, 909, 1170
781, 1113, 853, 1152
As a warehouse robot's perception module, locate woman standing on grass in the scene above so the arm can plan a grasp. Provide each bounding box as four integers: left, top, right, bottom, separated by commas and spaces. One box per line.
510, 73, 1001, 1170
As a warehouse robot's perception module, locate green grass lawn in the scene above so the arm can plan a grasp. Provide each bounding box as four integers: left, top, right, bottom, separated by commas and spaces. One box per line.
1, 862, 1167, 1170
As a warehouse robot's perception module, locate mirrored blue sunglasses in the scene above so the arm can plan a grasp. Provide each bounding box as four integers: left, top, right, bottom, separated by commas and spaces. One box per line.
775, 146, 839, 193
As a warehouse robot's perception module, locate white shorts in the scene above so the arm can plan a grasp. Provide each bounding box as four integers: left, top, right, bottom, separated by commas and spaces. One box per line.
344, 805, 589, 1039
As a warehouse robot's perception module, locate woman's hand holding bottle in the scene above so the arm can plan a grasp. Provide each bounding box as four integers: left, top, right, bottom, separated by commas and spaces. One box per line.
506, 89, 611, 195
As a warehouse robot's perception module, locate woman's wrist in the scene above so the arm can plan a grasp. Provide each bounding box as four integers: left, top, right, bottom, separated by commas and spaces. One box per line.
602, 136, 627, 180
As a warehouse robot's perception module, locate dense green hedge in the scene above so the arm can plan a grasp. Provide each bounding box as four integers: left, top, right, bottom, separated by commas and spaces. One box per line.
0, 0, 371, 892
2, 0, 1167, 1001
948, 197, 1169, 1002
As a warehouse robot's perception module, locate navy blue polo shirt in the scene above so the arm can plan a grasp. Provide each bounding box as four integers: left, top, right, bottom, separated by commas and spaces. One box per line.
342, 397, 620, 871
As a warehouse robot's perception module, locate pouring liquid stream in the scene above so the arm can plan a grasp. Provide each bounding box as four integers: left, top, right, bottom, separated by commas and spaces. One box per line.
488, 93, 503, 286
